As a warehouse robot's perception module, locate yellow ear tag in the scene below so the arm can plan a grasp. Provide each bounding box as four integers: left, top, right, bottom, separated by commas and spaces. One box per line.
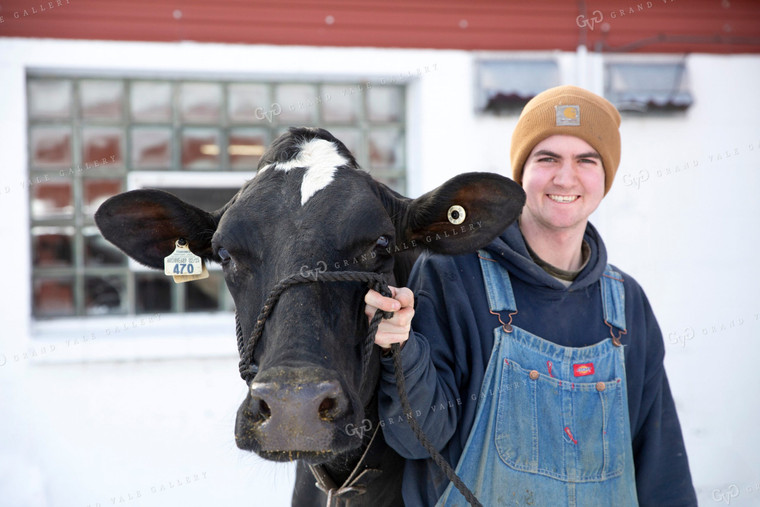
164, 239, 209, 283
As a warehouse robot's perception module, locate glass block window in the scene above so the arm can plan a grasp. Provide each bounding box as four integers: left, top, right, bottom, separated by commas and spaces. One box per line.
27, 75, 406, 319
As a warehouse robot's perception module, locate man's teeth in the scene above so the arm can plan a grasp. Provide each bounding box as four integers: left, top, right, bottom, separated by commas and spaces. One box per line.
548, 194, 579, 203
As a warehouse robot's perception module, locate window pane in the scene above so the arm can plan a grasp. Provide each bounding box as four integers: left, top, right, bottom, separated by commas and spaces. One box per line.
228, 129, 268, 170
322, 85, 360, 123
80, 80, 124, 120
131, 127, 172, 169
275, 84, 317, 124
30, 126, 72, 168
367, 86, 403, 123
32, 227, 74, 267
476, 60, 559, 113
83, 178, 123, 217
181, 128, 220, 169
373, 173, 405, 194
28, 79, 72, 119
135, 273, 173, 314
180, 82, 221, 123
31, 180, 74, 219
325, 128, 361, 162
33, 277, 75, 318
85, 275, 125, 315
82, 127, 123, 167
606, 62, 693, 112
369, 129, 404, 169
84, 226, 126, 266
131, 81, 172, 122
160, 187, 239, 212
186, 272, 223, 312
228, 83, 270, 124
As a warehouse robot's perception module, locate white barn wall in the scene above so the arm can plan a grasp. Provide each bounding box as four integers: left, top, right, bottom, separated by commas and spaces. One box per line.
600, 54, 760, 502
1, 38, 758, 506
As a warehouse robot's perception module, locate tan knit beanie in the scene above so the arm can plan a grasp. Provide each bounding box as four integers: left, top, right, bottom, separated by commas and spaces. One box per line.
510, 85, 622, 195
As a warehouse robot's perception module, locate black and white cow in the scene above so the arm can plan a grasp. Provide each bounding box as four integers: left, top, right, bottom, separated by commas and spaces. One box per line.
95, 127, 525, 506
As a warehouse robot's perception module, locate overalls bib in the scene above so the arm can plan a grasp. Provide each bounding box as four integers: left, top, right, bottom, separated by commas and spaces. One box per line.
437, 251, 638, 506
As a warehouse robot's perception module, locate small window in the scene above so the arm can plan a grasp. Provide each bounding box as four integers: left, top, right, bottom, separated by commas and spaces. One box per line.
475, 60, 559, 115
605, 61, 693, 113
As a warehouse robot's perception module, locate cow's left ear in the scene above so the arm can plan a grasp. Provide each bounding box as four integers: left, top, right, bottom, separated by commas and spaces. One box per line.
94, 189, 221, 269
395, 172, 525, 255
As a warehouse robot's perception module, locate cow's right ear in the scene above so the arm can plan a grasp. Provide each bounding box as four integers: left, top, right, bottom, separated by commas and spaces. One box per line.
94, 189, 220, 269
380, 172, 526, 255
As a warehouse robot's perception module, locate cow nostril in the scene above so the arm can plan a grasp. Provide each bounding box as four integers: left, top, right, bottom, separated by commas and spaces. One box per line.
257, 399, 271, 421
318, 397, 337, 421
259, 399, 271, 419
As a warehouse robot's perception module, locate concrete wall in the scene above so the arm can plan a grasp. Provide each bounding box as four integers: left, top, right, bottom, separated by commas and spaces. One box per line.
1, 38, 758, 506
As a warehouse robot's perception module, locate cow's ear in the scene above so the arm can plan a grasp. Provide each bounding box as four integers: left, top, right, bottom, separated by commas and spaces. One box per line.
398, 172, 525, 255
94, 189, 220, 269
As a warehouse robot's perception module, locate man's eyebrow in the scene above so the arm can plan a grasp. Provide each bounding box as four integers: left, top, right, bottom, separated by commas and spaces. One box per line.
576, 151, 601, 159
531, 149, 561, 158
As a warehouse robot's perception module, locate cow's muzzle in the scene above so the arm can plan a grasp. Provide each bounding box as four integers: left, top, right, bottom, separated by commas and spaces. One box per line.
236, 371, 351, 456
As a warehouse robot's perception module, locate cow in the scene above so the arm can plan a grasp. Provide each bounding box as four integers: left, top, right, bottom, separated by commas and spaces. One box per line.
94, 127, 525, 506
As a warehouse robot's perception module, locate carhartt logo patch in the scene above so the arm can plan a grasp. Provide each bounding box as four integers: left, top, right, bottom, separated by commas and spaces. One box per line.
556, 105, 581, 126
573, 363, 595, 377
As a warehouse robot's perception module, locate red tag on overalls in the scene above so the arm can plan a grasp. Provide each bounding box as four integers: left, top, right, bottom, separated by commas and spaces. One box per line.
573, 363, 595, 377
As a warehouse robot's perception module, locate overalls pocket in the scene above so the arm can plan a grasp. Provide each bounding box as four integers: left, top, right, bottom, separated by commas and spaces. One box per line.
495, 358, 626, 482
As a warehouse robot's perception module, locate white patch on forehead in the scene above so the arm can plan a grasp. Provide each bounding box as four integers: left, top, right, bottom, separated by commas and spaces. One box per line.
272, 138, 347, 206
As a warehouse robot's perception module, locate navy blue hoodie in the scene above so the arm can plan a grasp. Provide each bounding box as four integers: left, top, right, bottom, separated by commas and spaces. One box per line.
378, 221, 696, 506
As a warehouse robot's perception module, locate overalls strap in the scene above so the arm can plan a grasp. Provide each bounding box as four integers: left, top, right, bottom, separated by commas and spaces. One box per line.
478, 250, 627, 335
601, 265, 627, 335
477, 250, 517, 313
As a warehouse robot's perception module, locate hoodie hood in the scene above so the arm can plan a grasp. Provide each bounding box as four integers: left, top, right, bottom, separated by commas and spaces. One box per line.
483, 221, 608, 292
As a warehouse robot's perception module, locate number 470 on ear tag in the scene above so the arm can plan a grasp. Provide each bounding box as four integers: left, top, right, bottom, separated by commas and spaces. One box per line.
164, 239, 209, 283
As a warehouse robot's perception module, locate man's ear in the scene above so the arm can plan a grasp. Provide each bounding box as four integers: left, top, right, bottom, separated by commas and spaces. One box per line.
94, 189, 220, 269
396, 172, 525, 255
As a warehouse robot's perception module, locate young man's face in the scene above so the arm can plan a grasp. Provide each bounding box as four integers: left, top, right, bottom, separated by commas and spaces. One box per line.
520, 135, 606, 235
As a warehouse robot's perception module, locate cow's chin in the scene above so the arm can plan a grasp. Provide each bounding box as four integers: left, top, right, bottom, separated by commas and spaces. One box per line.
257, 449, 339, 464
235, 421, 366, 465
237, 437, 364, 465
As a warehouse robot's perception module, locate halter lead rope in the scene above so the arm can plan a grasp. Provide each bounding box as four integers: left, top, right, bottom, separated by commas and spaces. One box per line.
236, 270, 391, 383
237, 269, 482, 507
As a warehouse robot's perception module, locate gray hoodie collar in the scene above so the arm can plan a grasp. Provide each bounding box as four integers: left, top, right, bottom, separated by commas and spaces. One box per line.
483, 221, 608, 291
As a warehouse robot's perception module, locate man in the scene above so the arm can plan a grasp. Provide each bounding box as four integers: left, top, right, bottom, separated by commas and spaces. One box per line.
366, 85, 697, 506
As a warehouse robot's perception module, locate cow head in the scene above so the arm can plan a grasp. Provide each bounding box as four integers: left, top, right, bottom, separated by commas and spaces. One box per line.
95, 127, 525, 465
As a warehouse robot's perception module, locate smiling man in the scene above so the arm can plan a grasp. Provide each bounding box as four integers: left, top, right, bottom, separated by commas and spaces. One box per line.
367, 86, 697, 506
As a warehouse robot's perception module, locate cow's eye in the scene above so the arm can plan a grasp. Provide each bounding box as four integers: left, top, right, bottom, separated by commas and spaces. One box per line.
218, 247, 231, 265
375, 235, 390, 249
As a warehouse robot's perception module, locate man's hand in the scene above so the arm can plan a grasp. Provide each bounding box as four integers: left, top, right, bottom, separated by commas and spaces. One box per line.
364, 286, 415, 349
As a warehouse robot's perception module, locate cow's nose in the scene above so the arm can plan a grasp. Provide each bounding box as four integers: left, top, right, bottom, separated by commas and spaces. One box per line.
246, 379, 349, 451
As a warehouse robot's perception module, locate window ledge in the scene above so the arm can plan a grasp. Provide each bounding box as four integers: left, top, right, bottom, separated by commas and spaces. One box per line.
27, 312, 238, 365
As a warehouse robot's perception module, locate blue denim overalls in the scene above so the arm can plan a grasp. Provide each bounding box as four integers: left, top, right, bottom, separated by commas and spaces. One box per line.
437, 250, 638, 506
